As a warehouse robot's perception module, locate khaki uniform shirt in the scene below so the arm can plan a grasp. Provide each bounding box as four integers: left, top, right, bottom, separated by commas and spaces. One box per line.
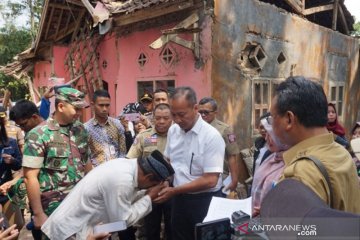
126, 128, 167, 159
280, 133, 360, 214
210, 118, 240, 175
6, 122, 24, 147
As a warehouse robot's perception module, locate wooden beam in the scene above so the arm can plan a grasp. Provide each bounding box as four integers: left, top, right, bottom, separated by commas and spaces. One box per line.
48, 3, 77, 11
44, 7, 55, 40
114, 0, 193, 27
303, 4, 333, 15
71, 10, 86, 41
332, 0, 339, 30
81, 0, 94, 15
54, 9, 64, 40
284, 0, 303, 14
56, 25, 76, 41
66, 0, 84, 7
338, 4, 349, 34
150, 12, 199, 49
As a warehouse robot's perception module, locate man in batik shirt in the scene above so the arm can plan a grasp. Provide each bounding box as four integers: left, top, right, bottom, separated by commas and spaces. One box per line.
85, 89, 126, 166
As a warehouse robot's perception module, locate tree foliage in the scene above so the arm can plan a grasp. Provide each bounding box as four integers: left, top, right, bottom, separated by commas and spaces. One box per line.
352, 21, 360, 36
0, 1, 43, 100
0, 25, 32, 100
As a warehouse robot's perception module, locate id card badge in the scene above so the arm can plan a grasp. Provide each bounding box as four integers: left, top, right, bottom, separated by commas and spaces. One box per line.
109, 145, 116, 155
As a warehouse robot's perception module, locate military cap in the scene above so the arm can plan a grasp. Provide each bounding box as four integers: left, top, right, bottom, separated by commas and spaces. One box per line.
140, 93, 153, 103
55, 87, 89, 108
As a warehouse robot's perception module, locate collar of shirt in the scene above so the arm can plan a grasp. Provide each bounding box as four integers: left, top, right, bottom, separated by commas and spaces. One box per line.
180, 114, 202, 135
283, 132, 334, 165
91, 117, 110, 127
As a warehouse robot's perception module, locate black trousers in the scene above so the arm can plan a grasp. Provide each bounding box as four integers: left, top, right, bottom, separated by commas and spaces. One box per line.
144, 200, 172, 240
171, 190, 223, 240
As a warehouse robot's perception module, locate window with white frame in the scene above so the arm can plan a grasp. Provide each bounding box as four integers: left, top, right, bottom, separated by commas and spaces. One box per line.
137, 80, 175, 101
329, 82, 345, 117
252, 79, 282, 135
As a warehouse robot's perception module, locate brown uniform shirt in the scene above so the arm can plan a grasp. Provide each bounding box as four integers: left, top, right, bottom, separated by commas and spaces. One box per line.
210, 118, 240, 175
280, 133, 360, 214
126, 128, 167, 159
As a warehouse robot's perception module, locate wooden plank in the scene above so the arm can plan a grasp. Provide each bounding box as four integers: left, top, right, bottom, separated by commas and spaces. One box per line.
49, 3, 74, 11
172, 36, 194, 49
284, 0, 303, 14
303, 4, 333, 15
338, 4, 349, 34
54, 9, 64, 40
44, 7, 55, 40
71, 10, 86, 41
66, 0, 84, 7
80, 0, 94, 15
114, 0, 193, 27
332, 0, 339, 30
150, 12, 199, 49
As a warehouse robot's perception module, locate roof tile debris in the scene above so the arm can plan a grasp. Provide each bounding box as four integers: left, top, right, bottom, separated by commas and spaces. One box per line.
101, 0, 177, 14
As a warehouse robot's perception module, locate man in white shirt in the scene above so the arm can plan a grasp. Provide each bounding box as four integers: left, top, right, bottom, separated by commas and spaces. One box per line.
154, 86, 225, 240
41, 150, 174, 240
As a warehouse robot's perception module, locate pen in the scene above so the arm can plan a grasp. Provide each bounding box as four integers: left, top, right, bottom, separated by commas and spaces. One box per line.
190, 152, 194, 175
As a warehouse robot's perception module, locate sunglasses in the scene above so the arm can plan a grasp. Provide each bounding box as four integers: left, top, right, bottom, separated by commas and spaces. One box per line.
198, 110, 215, 116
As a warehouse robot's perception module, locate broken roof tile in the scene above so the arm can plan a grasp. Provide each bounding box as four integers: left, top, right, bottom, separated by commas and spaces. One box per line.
101, 0, 177, 14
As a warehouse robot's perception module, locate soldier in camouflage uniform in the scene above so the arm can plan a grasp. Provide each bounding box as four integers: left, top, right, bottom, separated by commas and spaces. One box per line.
22, 88, 92, 237
198, 97, 242, 192
127, 103, 173, 240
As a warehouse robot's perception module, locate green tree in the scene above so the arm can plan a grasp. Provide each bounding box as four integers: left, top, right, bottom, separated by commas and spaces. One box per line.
0, 25, 32, 100
352, 21, 360, 36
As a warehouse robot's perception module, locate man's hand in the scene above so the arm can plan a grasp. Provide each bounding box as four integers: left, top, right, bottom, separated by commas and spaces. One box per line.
146, 184, 165, 200
33, 212, 48, 229
119, 116, 130, 131
87, 232, 111, 240
0, 182, 12, 195
153, 186, 176, 203
43, 87, 54, 99
0, 219, 18, 240
224, 180, 238, 192
2, 154, 13, 165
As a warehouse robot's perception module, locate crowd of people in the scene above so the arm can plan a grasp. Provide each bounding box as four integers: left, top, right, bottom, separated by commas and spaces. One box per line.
0, 75, 358, 240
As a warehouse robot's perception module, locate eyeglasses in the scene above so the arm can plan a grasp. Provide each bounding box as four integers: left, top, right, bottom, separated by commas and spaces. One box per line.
198, 110, 215, 116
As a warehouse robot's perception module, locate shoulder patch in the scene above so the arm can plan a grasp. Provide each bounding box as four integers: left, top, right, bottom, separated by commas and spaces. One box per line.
227, 133, 236, 143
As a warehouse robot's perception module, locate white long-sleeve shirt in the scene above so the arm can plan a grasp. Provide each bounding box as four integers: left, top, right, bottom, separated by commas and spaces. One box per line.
42, 158, 152, 240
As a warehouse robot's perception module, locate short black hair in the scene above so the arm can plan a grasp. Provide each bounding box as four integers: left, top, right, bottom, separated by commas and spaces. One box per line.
10, 100, 39, 121
153, 103, 171, 113
154, 88, 168, 95
171, 86, 197, 107
199, 97, 218, 111
274, 76, 328, 127
93, 89, 110, 102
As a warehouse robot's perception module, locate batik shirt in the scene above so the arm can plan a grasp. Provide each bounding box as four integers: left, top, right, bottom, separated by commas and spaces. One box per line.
85, 117, 126, 166
23, 117, 90, 215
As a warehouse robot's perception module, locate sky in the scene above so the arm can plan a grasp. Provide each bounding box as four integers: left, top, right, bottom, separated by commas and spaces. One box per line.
0, 0, 359, 28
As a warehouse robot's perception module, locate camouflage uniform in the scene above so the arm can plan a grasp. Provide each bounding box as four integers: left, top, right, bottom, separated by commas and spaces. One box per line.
22, 88, 90, 216
210, 118, 240, 175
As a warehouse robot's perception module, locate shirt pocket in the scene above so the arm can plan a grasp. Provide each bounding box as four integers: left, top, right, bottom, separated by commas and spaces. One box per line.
44, 148, 69, 172
143, 146, 158, 158
190, 153, 204, 176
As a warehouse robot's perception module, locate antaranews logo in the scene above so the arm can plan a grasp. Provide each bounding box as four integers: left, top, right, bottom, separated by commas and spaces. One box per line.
236, 222, 317, 236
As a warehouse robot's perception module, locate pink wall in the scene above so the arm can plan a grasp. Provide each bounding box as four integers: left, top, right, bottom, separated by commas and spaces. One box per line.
108, 19, 212, 116
33, 61, 52, 102
53, 45, 70, 80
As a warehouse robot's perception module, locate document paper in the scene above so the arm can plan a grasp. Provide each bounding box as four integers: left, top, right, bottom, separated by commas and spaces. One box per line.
203, 196, 252, 223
